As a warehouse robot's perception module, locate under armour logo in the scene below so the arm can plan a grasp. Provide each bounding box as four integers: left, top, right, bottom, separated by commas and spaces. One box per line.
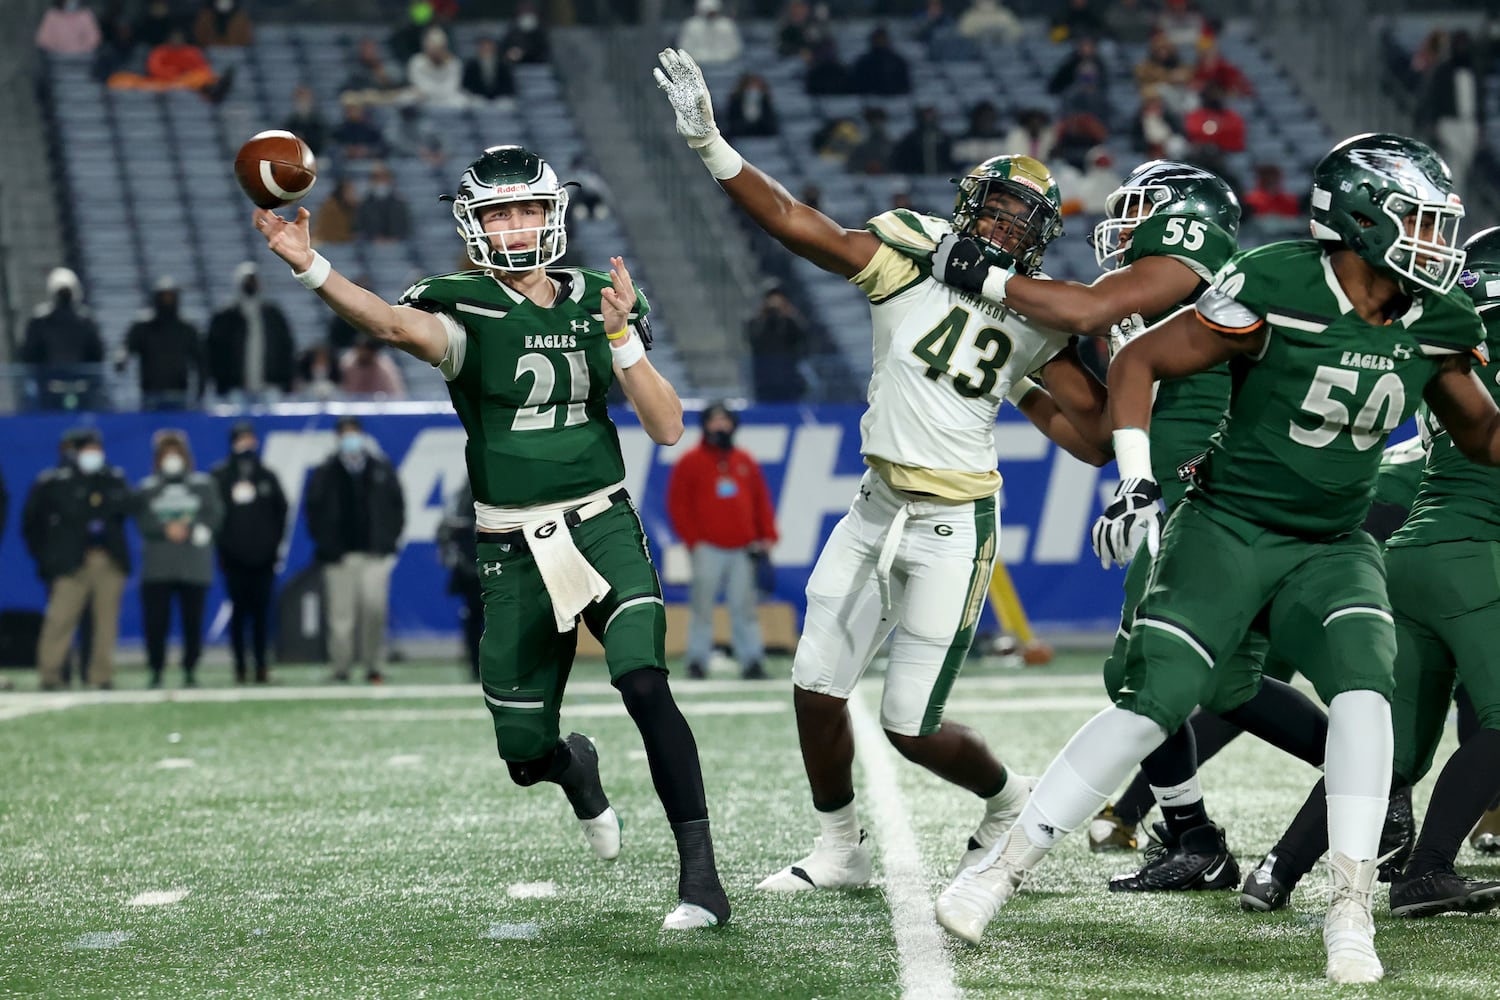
952, 259, 970, 270
482, 562, 502, 576
534, 521, 558, 539
859, 486, 871, 501
1393, 344, 1412, 360
570, 319, 591, 333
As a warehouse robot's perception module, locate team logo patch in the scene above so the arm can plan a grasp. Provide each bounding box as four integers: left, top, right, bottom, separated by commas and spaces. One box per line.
1459, 269, 1480, 289
534, 521, 558, 539
933, 524, 953, 537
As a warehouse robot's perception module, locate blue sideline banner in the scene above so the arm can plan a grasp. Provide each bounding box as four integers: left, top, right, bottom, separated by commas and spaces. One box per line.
0, 404, 1129, 644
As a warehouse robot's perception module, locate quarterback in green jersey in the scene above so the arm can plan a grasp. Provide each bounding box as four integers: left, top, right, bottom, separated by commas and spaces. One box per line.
1382, 226, 1500, 917
929, 160, 1333, 895
938, 132, 1500, 985
251, 144, 730, 931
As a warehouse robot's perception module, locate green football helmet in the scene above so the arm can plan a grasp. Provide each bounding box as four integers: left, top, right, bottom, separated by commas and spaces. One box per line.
450, 145, 569, 271
1091, 159, 1241, 270
1459, 227, 1500, 314
1309, 132, 1466, 295
951, 154, 1064, 275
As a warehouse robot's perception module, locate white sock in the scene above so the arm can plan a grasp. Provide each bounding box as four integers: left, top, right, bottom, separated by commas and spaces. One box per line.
815, 800, 861, 847
1325, 690, 1393, 861
1021, 706, 1167, 849
1149, 775, 1203, 810
987, 771, 1029, 813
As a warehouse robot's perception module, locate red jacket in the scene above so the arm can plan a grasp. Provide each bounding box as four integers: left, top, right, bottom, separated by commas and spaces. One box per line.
1184, 106, 1246, 153
667, 440, 778, 550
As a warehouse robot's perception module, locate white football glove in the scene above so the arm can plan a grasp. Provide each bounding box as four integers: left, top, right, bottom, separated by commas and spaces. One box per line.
1107, 312, 1148, 362
653, 48, 719, 148
1090, 477, 1164, 569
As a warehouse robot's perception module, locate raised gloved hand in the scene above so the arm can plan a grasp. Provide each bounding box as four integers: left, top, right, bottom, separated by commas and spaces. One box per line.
931, 233, 1016, 302
1107, 312, 1149, 361
1090, 477, 1163, 569
653, 48, 719, 148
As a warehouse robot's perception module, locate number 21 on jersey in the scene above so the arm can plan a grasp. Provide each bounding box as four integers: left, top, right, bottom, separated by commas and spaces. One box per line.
513, 350, 590, 431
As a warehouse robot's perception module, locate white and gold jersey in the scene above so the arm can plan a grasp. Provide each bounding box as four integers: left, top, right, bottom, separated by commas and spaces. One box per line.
851, 210, 1073, 501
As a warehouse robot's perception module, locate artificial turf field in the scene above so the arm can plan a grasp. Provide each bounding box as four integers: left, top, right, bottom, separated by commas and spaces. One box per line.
3, 653, 1496, 999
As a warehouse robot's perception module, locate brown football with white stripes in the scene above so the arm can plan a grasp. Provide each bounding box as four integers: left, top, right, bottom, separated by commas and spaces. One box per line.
233, 130, 317, 209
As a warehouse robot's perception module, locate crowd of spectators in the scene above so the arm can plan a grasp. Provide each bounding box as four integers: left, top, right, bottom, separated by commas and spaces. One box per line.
17, 416, 413, 689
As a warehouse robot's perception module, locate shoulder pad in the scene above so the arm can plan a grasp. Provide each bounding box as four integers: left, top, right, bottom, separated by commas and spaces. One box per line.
865, 210, 953, 260
398, 271, 502, 312
1123, 213, 1237, 281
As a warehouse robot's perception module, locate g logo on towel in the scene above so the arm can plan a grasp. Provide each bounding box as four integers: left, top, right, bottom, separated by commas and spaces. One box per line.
535, 521, 559, 539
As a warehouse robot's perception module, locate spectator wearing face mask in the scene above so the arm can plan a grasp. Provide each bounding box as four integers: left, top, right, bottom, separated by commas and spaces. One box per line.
354, 164, 412, 242
462, 36, 514, 102
407, 26, 466, 107
724, 73, 779, 139
211, 422, 288, 684
500, 2, 548, 65
666, 403, 779, 681
206, 262, 295, 400
21, 267, 105, 411
304, 416, 406, 684
36, 0, 102, 56
117, 276, 205, 409
134, 430, 223, 689
27, 429, 131, 690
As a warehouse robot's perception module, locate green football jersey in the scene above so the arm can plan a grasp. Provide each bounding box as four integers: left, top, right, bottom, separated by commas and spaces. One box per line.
398, 267, 650, 508
1122, 212, 1237, 508
1388, 314, 1500, 546
1371, 426, 1426, 512
1190, 240, 1484, 538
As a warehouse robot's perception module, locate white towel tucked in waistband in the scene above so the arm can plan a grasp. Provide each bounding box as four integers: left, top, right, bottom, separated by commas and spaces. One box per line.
526, 517, 611, 632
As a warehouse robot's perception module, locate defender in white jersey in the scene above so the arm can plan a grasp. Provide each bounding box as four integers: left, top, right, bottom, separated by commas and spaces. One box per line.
656, 48, 1113, 889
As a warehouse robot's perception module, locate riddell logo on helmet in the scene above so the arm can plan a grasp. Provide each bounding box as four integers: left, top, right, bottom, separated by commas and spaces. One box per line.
1012, 176, 1046, 195
492, 183, 533, 194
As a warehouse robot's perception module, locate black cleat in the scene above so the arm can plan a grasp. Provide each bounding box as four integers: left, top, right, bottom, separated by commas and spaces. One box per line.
1390, 867, 1500, 918
686, 661, 707, 680
560, 732, 612, 821
1240, 852, 1294, 912
742, 661, 768, 680
1109, 821, 1239, 892
1378, 785, 1414, 883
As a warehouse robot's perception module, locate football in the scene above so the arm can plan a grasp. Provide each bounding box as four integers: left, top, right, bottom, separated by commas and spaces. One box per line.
234, 130, 317, 209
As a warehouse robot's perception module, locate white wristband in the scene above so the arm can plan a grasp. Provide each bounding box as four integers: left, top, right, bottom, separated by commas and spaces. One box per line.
694, 132, 744, 181
610, 331, 647, 369
293, 251, 331, 290
1006, 376, 1040, 406
1112, 427, 1155, 481
981, 265, 1013, 303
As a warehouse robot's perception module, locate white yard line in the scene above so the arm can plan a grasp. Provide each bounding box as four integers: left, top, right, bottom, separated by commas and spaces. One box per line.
333, 700, 788, 723
848, 688, 961, 1000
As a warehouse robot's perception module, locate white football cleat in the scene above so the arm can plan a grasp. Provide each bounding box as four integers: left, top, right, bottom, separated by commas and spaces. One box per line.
957, 775, 1035, 875
936, 847, 1027, 945
1324, 851, 1383, 984
579, 806, 622, 861
756, 831, 873, 891
662, 902, 721, 930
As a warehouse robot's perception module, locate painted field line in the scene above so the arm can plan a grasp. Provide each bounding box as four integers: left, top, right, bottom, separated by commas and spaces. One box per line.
947, 695, 1107, 714
848, 688, 961, 1000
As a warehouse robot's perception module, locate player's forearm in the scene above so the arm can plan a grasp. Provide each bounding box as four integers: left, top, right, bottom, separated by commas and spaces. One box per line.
1106, 340, 1157, 437
718, 164, 858, 276
308, 268, 404, 344
1000, 277, 1111, 337
1016, 386, 1112, 467
617, 357, 684, 446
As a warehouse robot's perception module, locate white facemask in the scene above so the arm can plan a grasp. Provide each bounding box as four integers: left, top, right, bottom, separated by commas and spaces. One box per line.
77, 449, 104, 473
160, 454, 186, 477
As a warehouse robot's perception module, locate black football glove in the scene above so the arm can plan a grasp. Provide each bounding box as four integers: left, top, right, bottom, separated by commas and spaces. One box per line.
931, 233, 994, 296
1090, 478, 1164, 569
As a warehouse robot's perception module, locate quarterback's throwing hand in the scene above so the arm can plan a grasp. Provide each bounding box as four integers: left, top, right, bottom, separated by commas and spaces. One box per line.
1090, 478, 1164, 569
253, 207, 314, 272
653, 48, 719, 147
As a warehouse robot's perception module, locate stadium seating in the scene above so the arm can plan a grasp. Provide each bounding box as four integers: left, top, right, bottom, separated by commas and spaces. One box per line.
42, 25, 685, 397
683, 16, 1335, 382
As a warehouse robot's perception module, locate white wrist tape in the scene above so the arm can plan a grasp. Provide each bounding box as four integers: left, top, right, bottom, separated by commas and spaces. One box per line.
1006, 376, 1040, 406
610, 331, 647, 369
694, 132, 744, 181
981, 266, 1013, 303
1112, 427, 1155, 482
293, 251, 331, 290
